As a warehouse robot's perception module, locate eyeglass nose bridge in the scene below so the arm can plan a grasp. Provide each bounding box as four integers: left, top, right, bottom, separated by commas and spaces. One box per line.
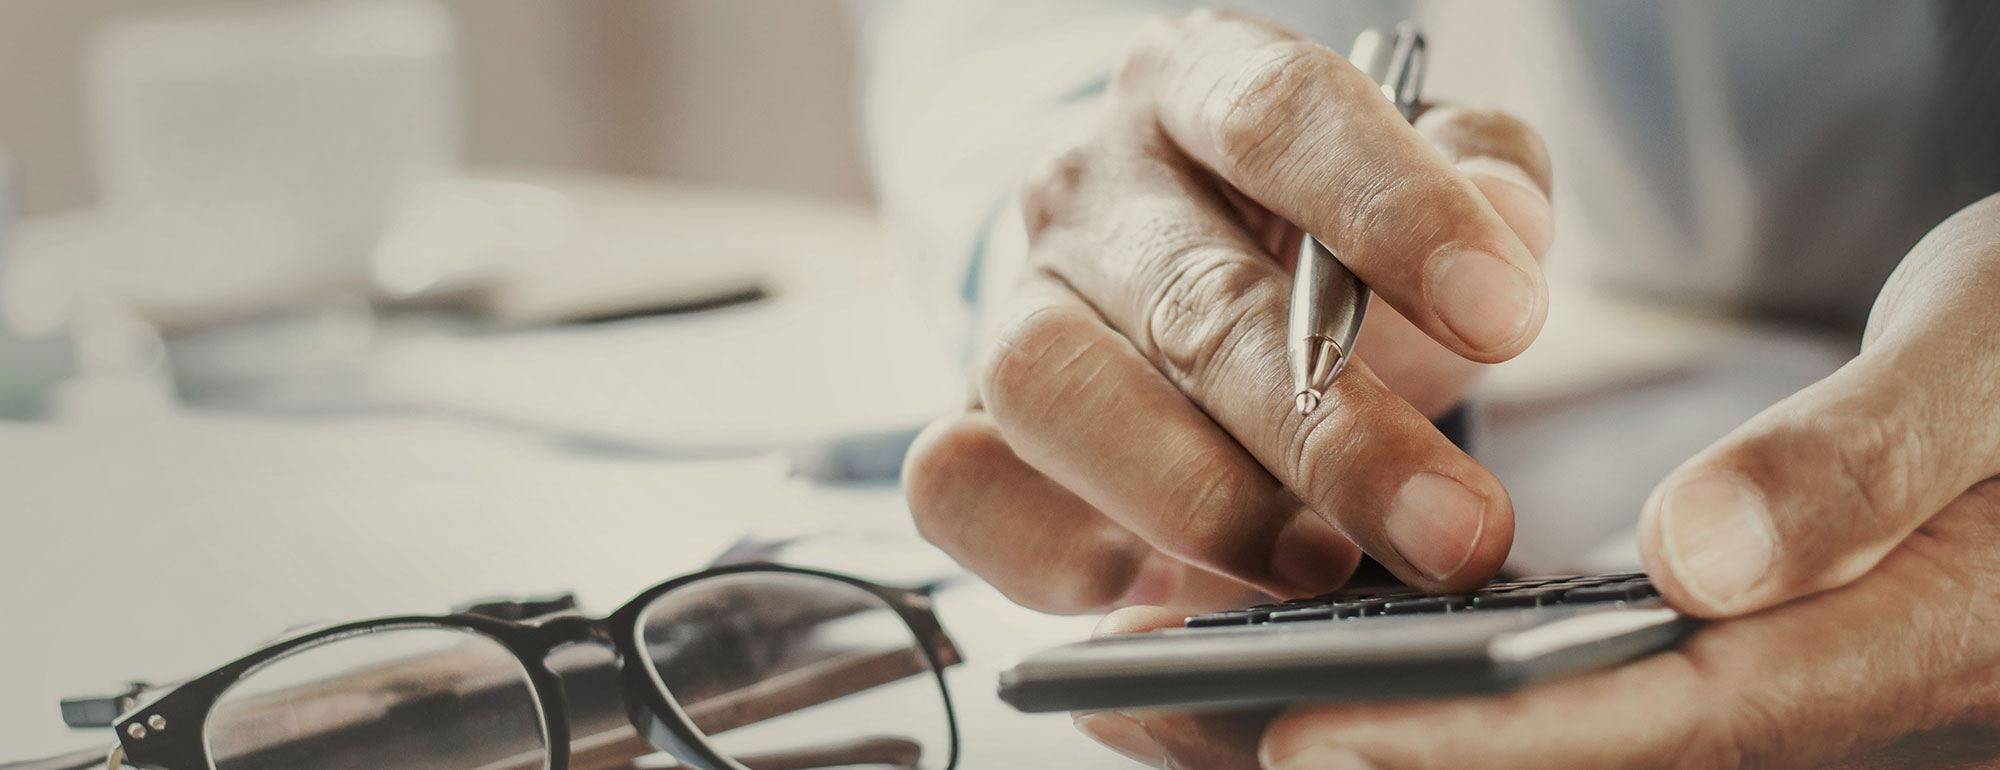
530, 612, 617, 654
524, 613, 722, 770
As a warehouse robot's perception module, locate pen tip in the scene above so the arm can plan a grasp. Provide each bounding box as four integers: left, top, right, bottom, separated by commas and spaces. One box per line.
1295, 390, 1321, 415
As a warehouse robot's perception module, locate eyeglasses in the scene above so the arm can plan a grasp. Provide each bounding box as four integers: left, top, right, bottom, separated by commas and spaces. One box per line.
56, 565, 961, 770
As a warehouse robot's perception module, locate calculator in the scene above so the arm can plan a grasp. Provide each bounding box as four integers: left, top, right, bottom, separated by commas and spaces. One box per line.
999, 573, 1698, 713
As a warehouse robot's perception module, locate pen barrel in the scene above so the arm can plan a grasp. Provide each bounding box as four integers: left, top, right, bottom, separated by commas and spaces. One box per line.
1285, 24, 1422, 402
1289, 235, 1369, 388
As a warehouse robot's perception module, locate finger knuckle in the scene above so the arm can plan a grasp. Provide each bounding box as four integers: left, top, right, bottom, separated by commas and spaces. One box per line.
977, 301, 1095, 412
1155, 444, 1266, 559
1287, 396, 1374, 513
1422, 107, 1553, 188
1208, 41, 1327, 176
1115, 16, 1183, 93
1143, 246, 1282, 386
1331, 158, 1440, 259
1023, 533, 1148, 613
1021, 144, 1093, 239
1727, 407, 1929, 588
902, 419, 1004, 546
1428, 106, 1540, 150
901, 419, 1144, 615
1454, 108, 1541, 150
1816, 411, 1927, 535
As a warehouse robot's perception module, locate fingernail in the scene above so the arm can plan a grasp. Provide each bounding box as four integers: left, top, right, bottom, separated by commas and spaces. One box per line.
1272, 746, 1378, 770
1385, 472, 1485, 581
1272, 514, 1356, 594
1657, 471, 1777, 609
1428, 247, 1537, 354
1074, 711, 1167, 767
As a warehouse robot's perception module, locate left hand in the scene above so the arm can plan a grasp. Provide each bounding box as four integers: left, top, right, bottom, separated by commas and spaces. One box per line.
1072, 195, 2000, 769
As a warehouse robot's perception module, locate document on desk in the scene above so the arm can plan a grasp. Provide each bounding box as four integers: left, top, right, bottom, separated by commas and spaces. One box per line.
366, 290, 963, 461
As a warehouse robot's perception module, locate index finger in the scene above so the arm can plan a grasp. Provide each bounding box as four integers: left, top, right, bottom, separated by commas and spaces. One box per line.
1128, 10, 1547, 362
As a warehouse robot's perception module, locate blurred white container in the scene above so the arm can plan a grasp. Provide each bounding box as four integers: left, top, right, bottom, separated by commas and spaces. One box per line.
82, 0, 457, 325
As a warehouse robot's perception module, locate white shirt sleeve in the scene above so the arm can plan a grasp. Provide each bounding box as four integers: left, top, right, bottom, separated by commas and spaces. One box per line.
853, 1, 1155, 356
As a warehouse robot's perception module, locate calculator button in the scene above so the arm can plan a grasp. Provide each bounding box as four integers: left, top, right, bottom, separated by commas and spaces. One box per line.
1267, 606, 1338, 623
1470, 586, 1567, 609
1340, 598, 1394, 617
1562, 583, 1649, 603
1380, 596, 1468, 615
1185, 611, 1256, 627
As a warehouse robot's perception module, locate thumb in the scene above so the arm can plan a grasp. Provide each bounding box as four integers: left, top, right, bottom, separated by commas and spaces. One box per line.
1639, 350, 1998, 618
1641, 196, 2000, 618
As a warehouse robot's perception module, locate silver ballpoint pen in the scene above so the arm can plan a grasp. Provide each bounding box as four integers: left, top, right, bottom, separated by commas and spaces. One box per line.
1290, 24, 1428, 415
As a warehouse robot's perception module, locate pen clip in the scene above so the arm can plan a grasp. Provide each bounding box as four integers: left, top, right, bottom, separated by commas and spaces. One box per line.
1384, 22, 1427, 120
1349, 24, 1428, 121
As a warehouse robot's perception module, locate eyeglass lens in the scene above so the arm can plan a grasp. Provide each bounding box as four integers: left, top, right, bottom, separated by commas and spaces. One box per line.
637, 573, 953, 770
204, 626, 549, 770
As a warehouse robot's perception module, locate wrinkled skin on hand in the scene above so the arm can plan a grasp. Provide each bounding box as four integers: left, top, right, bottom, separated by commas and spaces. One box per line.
905, 7, 1553, 616
902, 5, 2000, 767
1076, 193, 2000, 770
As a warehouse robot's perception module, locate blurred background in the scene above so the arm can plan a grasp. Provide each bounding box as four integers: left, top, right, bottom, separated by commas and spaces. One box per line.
1, 1, 872, 216
0, 0, 1859, 764
0, 0, 890, 419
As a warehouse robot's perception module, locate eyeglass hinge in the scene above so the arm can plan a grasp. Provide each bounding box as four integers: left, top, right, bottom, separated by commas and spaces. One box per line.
60, 681, 150, 729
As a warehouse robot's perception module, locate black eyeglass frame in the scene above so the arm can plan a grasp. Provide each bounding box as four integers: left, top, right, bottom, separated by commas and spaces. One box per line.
99, 564, 961, 770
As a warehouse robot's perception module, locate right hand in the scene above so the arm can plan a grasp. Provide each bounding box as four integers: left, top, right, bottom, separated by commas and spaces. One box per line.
903, 9, 1557, 613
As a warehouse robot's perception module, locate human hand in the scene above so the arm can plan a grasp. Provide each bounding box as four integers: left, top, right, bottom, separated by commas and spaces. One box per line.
1076, 194, 2000, 769
903, 8, 1555, 614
